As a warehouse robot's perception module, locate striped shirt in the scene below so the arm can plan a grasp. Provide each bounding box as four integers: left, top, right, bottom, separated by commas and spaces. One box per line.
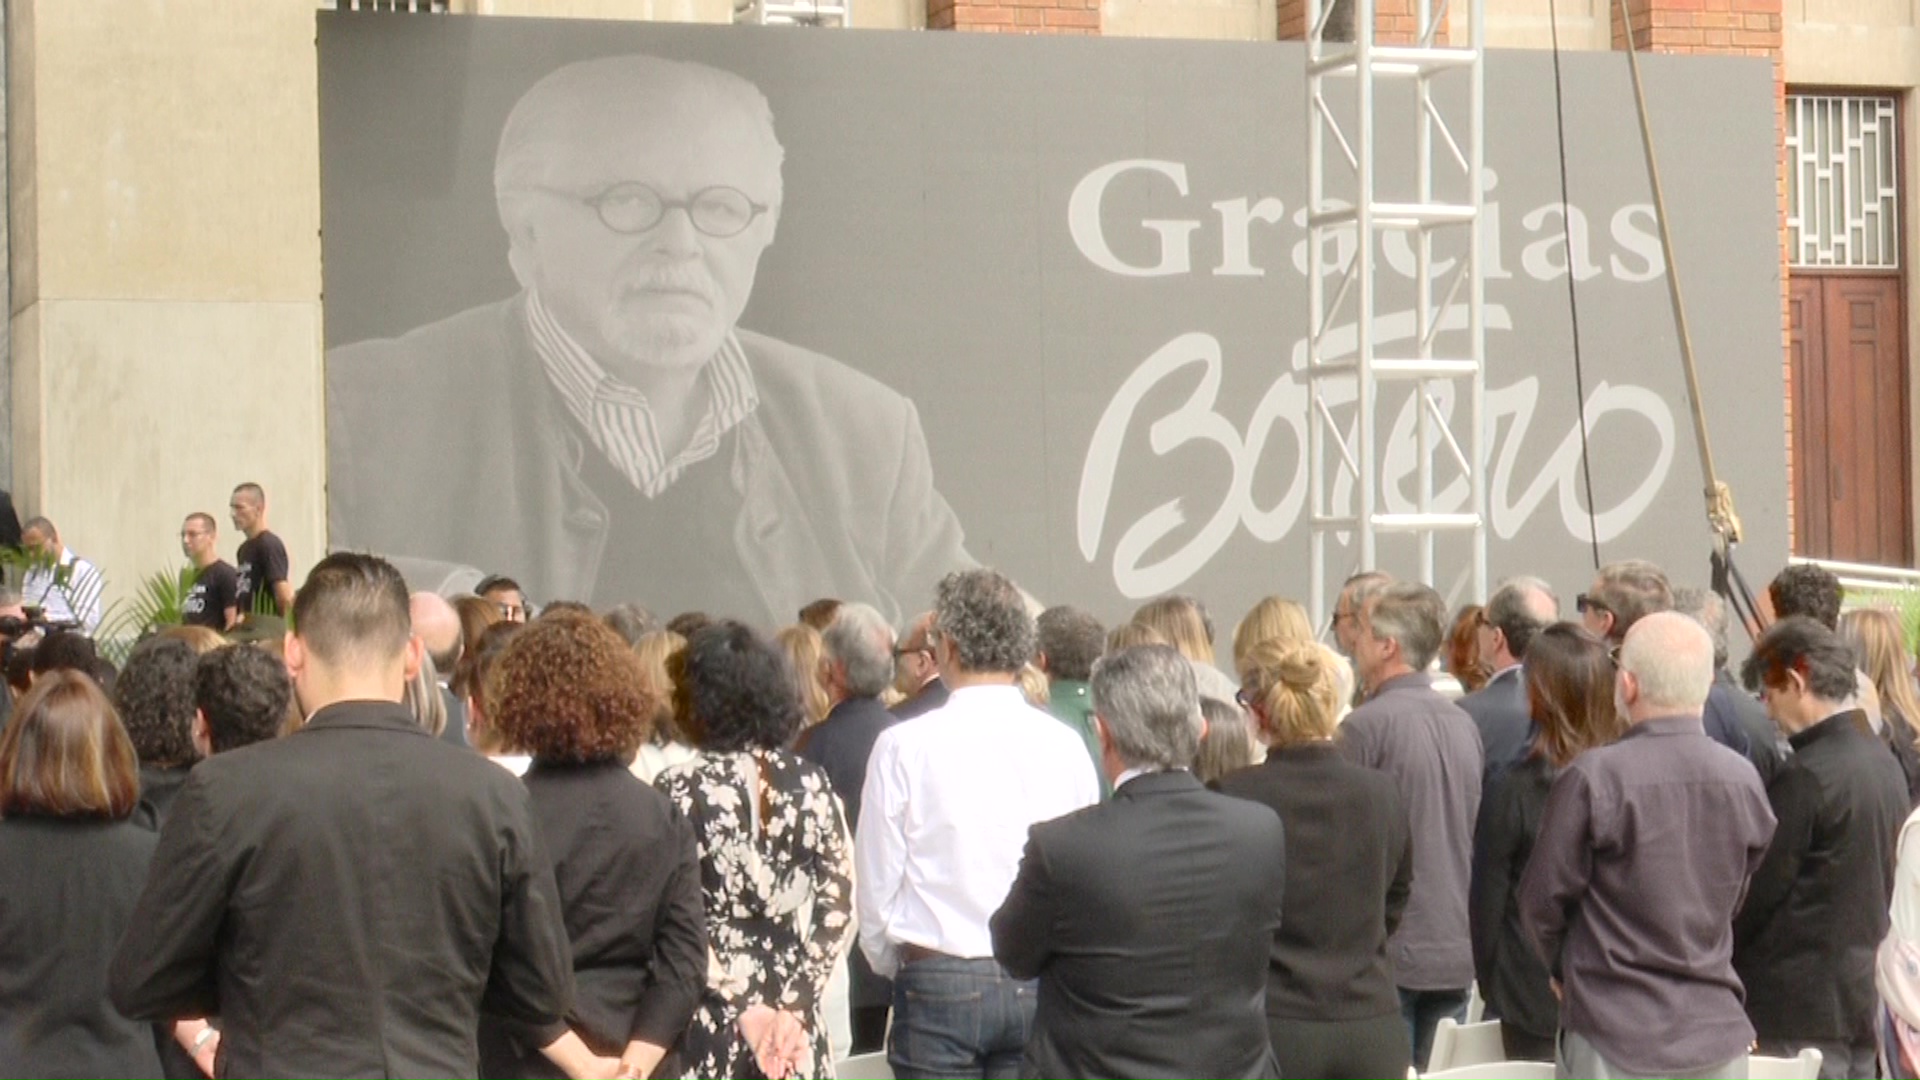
526, 292, 759, 499
24, 547, 105, 635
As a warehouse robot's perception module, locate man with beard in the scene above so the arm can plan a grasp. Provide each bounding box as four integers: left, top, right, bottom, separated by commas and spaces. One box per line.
327, 55, 973, 626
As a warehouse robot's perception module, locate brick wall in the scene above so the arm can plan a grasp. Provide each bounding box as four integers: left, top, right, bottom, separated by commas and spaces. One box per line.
927, 0, 1098, 32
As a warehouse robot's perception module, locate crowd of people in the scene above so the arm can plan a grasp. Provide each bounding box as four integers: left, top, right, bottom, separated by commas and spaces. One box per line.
5, 544, 1920, 1080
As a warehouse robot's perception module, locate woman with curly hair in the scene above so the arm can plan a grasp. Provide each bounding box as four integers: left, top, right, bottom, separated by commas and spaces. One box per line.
479, 613, 707, 1080
1469, 622, 1623, 1062
656, 620, 854, 1080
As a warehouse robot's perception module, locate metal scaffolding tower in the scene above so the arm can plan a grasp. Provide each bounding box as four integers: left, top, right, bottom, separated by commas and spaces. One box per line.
1304, 0, 1487, 626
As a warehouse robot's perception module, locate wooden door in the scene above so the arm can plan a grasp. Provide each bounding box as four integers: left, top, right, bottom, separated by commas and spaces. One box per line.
1791, 273, 1912, 564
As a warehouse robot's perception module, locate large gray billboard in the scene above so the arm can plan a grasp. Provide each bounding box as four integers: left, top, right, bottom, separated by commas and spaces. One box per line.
319, 15, 1786, 631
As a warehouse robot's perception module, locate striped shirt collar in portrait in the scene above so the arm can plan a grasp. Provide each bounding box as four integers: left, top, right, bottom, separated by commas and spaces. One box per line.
526, 291, 759, 500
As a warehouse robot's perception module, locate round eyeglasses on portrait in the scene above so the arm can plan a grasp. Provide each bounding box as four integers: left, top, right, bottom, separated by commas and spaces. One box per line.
531, 182, 771, 238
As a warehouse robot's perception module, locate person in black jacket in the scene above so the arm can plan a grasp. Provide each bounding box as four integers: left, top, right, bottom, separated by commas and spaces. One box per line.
484, 611, 708, 1080
114, 636, 203, 831
109, 552, 577, 1078
992, 643, 1285, 1080
1469, 623, 1622, 1061
1217, 638, 1413, 1079
796, 602, 899, 1053
0, 672, 164, 1079
1735, 616, 1911, 1080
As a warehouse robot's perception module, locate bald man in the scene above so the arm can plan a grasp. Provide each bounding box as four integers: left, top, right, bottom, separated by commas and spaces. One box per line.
1518, 613, 1774, 1080
409, 592, 470, 748
328, 54, 974, 629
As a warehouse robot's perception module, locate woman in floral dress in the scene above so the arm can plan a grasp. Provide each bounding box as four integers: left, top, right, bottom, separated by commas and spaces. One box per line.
656, 620, 855, 1080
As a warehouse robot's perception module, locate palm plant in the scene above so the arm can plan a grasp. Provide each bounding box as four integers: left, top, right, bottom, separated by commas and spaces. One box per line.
95, 565, 201, 665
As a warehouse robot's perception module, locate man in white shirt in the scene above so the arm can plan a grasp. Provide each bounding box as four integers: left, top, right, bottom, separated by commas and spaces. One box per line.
856, 568, 1100, 1079
20, 516, 104, 635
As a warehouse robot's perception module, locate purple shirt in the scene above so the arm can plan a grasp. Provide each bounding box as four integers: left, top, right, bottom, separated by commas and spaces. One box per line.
1519, 714, 1776, 1076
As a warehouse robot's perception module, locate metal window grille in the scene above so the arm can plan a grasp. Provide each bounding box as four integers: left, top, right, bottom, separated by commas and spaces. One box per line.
325, 1, 450, 11
733, 0, 850, 25
1787, 94, 1899, 270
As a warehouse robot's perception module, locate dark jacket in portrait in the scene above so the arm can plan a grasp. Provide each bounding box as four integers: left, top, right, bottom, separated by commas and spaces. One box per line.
480, 761, 707, 1079
1470, 753, 1559, 1041
327, 295, 974, 627
109, 700, 575, 1078
1457, 666, 1532, 791
991, 770, 1285, 1080
1339, 671, 1483, 992
888, 675, 949, 721
1733, 709, 1909, 1042
1216, 742, 1411, 1022
0, 817, 162, 1078
797, 694, 897, 1012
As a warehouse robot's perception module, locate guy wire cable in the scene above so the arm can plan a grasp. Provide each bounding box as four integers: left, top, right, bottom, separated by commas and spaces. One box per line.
1546, 0, 1605, 570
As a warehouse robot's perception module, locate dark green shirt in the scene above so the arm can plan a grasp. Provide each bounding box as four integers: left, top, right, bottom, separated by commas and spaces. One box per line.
1046, 679, 1109, 799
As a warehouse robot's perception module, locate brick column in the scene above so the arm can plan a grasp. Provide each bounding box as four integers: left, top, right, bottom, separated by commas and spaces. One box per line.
926, 0, 1097, 32
1610, 0, 1790, 547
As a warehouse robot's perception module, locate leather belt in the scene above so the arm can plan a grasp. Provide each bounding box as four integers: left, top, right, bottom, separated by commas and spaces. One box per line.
898, 942, 959, 966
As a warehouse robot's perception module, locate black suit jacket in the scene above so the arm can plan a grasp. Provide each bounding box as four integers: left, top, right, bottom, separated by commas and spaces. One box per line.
1215, 743, 1411, 1020
797, 696, 898, 1010
991, 770, 1285, 1080
0, 817, 162, 1078
1458, 667, 1532, 790
327, 296, 973, 626
1707, 672, 1783, 786
1733, 709, 1909, 1041
481, 761, 706, 1079
889, 676, 949, 721
110, 700, 575, 1078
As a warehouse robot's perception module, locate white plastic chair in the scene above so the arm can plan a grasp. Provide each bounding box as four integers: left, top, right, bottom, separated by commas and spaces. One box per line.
1427, 1017, 1508, 1074
834, 1051, 895, 1080
1423, 1062, 1557, 1080
1467, 980, 1487, 1023
1748, 1048, 1824, 1080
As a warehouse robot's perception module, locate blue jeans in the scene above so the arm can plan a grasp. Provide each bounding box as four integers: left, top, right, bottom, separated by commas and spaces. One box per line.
887, 957, 1036, 1080
1400, 985, 1471, 1071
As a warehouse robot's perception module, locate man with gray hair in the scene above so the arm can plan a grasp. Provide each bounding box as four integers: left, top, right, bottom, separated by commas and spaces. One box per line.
857, 569, 1099, 1079
1581, 559, 1750, 759
991, 644, 1285, 1078
1457, 575, 1558, 787
327, 53, 973, 628
1341, 581, 1483, 1069
1520, 612, 1775, 1080
1676, 585, 1783, 783
798, 601, 900, 1053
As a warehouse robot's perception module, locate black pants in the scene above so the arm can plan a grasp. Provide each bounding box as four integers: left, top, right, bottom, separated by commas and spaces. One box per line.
1267, 1012, 1410, 1080
1501, 1021, 1556, 1062
851, 1005, 890, 1055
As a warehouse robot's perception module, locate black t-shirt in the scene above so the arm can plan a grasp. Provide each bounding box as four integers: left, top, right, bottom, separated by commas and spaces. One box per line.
182, 560, 239, 629
235, 531, 290, 616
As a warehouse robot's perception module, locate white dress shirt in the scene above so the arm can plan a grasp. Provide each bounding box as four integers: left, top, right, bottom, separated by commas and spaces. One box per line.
855, 684, 1101, 977
23, 547, 104, 635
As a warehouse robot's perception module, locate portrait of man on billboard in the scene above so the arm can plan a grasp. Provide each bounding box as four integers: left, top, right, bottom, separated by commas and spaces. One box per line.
326, 54, 975, 625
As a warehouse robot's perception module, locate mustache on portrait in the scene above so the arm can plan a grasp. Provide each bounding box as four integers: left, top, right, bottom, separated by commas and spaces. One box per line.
621, 263, 720, 305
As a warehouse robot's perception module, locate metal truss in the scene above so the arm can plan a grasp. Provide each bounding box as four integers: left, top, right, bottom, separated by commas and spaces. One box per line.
1304, 0, 1487, 625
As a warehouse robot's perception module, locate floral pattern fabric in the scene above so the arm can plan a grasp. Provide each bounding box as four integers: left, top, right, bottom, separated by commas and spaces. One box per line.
656, 749, 854, 1080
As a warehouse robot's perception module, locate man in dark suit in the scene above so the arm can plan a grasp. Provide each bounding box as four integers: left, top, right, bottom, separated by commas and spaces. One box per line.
991, 643, 1285, 1079
1457, 575, 1557, 789
326, 55, 973, 627
797, 601, 900, 1052
890, 611, 949, 720
109, 553, 579, 1078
